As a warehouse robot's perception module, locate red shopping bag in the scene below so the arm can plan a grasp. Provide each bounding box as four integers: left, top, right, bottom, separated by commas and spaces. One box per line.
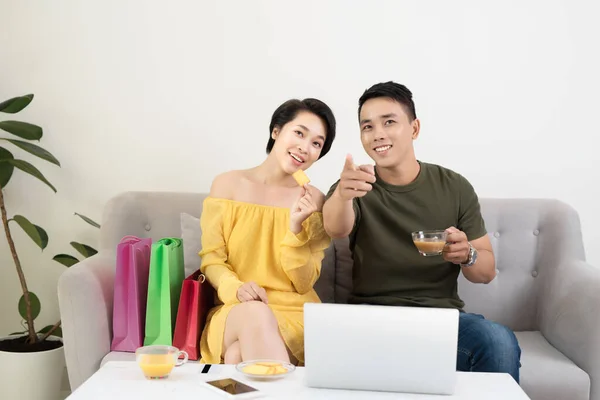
172, 270, 215, 360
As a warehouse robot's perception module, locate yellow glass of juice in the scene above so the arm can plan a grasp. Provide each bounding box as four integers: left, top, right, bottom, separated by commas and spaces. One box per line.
135, 345, 189, 379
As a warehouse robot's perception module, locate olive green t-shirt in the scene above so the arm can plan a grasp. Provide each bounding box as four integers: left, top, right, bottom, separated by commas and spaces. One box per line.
326, 161, 487, 310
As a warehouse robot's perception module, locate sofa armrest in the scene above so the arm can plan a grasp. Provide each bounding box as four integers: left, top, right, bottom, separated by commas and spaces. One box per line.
539, 259, 600, 400
57, 252, 116, 391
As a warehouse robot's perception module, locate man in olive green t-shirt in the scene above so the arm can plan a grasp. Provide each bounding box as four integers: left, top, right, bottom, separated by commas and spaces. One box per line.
323, 81, 521, 382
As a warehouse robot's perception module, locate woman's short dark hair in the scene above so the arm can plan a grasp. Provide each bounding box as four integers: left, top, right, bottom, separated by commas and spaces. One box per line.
266, 98, 336, 159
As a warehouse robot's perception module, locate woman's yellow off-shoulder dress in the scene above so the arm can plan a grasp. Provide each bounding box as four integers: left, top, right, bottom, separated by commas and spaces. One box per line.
198, 197, 331, 365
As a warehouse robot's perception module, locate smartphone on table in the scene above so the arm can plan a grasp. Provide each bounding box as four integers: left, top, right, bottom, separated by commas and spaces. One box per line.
202, 377, 264, 399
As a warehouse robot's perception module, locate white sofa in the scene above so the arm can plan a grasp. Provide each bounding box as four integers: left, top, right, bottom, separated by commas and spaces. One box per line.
57, 191, 600, 399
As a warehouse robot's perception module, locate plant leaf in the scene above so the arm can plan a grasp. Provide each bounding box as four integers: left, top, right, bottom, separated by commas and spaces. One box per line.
0, 161, 14, 188
6, 159, 56, 192
71, 242, 98, 258
0, 94, 34, 114
0, 146, 14, 161
9, 331, 27, 335
0, 139, 60, 166
53, 254, 79, 267
0, 146, 15, 188
38, 325, 63, 338
35, 225, 49, 249
0, 121, 42, 140
12, 215, 49, 250
18, 291, 41, 321
74, 212, 101, 228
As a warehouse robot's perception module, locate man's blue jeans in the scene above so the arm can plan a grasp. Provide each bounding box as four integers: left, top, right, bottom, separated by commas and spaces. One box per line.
457, 312, 522, 383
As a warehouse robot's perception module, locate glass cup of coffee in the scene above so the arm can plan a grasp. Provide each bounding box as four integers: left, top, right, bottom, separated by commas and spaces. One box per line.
135, 345, 189, 379
412, 230, 447, 256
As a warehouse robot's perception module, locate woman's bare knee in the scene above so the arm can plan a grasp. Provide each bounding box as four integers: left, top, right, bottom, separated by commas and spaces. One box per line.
229, 301, 277, 332
222, 301, 289, 362
223, 301, 277, 349
223, 301, 281, 356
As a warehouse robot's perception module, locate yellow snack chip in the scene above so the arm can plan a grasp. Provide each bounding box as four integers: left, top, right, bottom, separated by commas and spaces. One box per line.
243, 362, 288, 375
292, 170, 310, 186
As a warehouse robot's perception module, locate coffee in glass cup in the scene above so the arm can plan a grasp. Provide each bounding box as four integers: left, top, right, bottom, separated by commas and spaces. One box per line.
411, 230, 447, 256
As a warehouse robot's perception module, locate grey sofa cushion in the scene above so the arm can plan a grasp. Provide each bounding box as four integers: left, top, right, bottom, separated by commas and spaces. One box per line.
100, 192, 208, 252
313, 243, 335, 303
516, 331, 589, 400
180, 212, 202, 278
332, 237, 353, 304
457, 199, 585, 331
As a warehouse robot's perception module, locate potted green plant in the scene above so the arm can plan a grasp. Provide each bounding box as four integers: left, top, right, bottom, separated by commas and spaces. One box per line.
0, 93, 98, 399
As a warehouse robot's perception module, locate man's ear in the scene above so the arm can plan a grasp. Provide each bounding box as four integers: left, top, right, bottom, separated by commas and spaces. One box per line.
411, 119, 421, 140
271, 127, 280, 140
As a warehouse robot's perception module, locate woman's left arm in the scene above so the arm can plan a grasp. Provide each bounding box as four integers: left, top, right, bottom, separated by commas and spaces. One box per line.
280, 212, 332, 294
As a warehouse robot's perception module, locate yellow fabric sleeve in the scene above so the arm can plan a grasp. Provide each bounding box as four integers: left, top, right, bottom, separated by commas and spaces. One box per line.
280, 212, 331, 294
199, 199, 244, 305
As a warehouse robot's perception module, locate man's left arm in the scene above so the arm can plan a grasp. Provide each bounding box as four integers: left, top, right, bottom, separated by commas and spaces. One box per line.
443, 174, 496, 284
443, 228, 496, 284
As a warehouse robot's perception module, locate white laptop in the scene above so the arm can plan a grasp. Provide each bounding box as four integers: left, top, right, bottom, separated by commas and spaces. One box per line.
303, 302, 459, 395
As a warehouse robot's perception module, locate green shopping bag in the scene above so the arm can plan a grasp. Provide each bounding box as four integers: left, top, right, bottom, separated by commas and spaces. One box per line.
144, 237, 185, 346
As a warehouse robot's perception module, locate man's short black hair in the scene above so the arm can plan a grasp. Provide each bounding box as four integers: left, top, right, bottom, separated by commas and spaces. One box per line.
266, 98, 336, 159
358, 81, 417, 121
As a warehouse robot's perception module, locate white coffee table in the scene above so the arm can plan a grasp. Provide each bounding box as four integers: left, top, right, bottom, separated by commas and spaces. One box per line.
67, 361, 530, 399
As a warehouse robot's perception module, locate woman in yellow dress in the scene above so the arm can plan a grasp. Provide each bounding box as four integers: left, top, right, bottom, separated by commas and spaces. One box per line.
199, 98, 336, 366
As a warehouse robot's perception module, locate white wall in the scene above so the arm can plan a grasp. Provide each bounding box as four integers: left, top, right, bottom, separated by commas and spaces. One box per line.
0, 0, 598, 335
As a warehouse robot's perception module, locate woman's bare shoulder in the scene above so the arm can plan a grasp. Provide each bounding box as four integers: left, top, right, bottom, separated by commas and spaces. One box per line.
209, 170, 248, 198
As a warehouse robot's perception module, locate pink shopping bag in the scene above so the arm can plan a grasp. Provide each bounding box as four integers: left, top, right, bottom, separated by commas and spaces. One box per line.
111, 235, 152, 352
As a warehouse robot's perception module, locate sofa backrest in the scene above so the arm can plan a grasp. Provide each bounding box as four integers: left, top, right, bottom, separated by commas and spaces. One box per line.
100, 192, 585, 332
100, 191, 208, 251
461, 198, 584, 330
